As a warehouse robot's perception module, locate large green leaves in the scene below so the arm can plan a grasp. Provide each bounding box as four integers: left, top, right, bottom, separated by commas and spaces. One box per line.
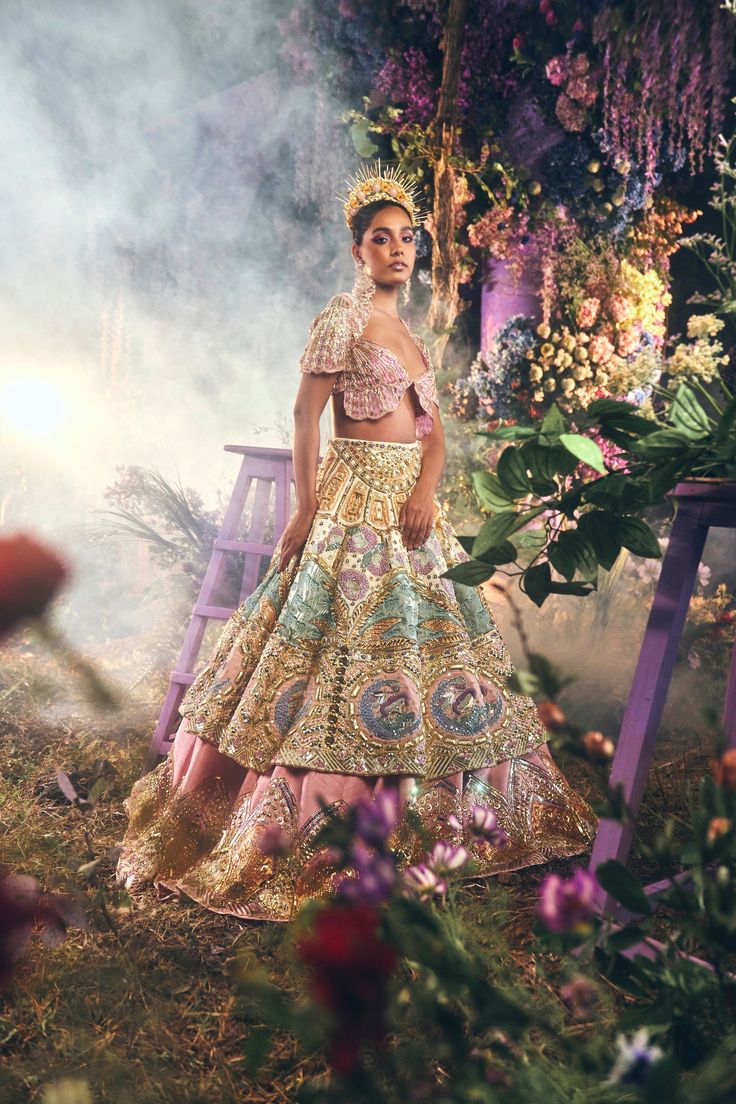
472, 506, 544, 558
548, 529, 598, 582
558, 433, 607, 473
668, 383, 712, 438
472, 471, 515, 512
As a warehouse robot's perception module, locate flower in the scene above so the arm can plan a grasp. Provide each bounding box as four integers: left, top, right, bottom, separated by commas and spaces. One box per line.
566, 74, 598, 108
582, 731, 615, 762
555, 92, 588, 132
706, 817, 732, 845
545, 55, 568, 86
687, 313, 724, 340
605, 1027, 664, 1086
468, 805, 508, 848
537, 701, 566, 732
403, 863, 448, 901
0, 532, 69, 639
427, 841, 468, 875
512, 33, 525, 50
575, 297, 600, 329
538, 867, 597, 934
0, 867, 88, 986
560, 975, 597, 1020
295, 902, 399, 1075
712, 748, 736, 790
354, 793, 398, 847
588, 333, 615, 365
258, 824, 290, 858
339, 844, 398, 906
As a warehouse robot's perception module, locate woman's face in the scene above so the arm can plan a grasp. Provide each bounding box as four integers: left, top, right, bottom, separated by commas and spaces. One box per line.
352, 204, 416, 289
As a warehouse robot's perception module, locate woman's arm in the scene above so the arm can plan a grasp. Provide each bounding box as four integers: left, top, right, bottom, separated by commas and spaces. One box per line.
277, 372, 335, 571
399, 406, 446, 550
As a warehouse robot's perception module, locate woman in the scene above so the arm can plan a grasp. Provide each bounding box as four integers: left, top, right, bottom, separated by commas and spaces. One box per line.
115, 162, 596, 922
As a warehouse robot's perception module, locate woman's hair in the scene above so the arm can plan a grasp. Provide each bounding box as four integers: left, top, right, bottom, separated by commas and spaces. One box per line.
350, 198, 413, 245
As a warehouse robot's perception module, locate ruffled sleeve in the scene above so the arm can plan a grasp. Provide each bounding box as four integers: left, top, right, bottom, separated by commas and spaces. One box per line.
299, 292, 365, 375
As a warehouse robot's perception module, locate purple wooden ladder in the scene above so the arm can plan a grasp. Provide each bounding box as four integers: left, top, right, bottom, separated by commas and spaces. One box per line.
589, 481, 736, 928
142, 443, 307, 773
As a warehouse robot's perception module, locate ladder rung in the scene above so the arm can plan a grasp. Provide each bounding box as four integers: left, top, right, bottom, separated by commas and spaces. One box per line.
171, 671, 195, 686
193, 603, 238, 619
214, 538, 275, 555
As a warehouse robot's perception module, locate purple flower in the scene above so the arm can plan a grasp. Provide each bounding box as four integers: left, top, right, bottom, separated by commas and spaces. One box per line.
355, 793, 398, 848
470, 806, 508, 848
605, 1028, 664, 1085
339, 842, 398, 906
403, 864, 448, 901
258, 824, 290, 858
538, 867, 598, 934
427, 841, 468, 875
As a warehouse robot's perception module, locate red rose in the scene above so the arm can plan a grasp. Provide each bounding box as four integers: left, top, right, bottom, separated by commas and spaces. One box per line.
0, 532, 69, 639
513, 33, 525, 50
539, 0, 552, 11
546, 9, 557, 25
296, 902, 399, 1075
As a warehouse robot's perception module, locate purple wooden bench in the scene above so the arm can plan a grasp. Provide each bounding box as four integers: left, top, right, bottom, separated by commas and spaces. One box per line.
142, 443, 316, 772
589, 481, 736, 949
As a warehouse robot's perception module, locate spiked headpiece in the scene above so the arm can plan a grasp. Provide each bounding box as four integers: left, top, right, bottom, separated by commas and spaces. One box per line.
337, 159, 426, 231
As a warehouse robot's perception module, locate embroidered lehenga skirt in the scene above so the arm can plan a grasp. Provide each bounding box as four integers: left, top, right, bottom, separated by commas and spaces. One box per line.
115, 437, 596, 922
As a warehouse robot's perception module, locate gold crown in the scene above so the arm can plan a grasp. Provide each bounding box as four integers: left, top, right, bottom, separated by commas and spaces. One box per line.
337, 159, 426, 230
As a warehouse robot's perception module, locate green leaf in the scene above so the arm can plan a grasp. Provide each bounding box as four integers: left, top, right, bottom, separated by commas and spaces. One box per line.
497, 445, 533, 496
243, 1026, 274, 1076
472, 470, 516, 512
548, 530, 597, 581
546, 580, 596, 597
577, 511, 623, 571
605, 925, 649, 952
442, 559, 496, 586
476, 539, 517, 566
595, 859, 652, 916
559, 433, 607, 474
522, 440, 577, 484
540, 403, 566, 439
523, 562, 552, 607
476, 425, 537, 441
668, 383, 712, 437
629, 429, 695, 461
349, 119, 379, 158
614, 516, 662, 558
455, 534, 475, 555
472, 506, 544, 557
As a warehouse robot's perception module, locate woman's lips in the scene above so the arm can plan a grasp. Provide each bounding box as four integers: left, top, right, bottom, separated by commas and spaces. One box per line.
389, 262, 407, 270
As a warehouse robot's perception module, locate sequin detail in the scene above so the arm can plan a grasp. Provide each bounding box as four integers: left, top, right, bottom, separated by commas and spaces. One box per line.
172, 437, 548, 779
298, 292, 439, 439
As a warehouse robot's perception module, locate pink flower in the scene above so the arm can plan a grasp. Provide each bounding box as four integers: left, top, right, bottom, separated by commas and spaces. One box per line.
539, 867, 598, 934
545, 55, 568, 86
566, 74, 598, 108
403, 864, 448, 901
575, 297, 600, 329
466, 805, 508, 848
569, 53, 590, 75
555, 92, 588, 132
427, 841, 468, 875
513, 33, 525, 51
616, 329, 641, 357
588, 333, 615, 365
608, 294, 633, 324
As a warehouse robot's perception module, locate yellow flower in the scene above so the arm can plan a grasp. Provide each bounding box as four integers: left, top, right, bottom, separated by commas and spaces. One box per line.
536, 322, 551, 339
562, 335, 577, 352
525, 349, 535, 360
574, 346, 588, 361
533, 388, 545, 402
543, 377, 557, 392
529, 365, 544, 382
540, 342, 554, 358
560, 377, 576, 393
687, 313, 725, 340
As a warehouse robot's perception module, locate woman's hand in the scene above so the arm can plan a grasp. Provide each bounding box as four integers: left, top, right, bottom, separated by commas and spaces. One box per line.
398, 488, 437, 550
278, 506, 317, 571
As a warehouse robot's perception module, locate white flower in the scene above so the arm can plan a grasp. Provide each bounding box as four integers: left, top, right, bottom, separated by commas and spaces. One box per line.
605, 1027, 664, 1086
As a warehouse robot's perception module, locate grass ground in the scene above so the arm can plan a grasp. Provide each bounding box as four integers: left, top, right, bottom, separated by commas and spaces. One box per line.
0, 635, 717, 1104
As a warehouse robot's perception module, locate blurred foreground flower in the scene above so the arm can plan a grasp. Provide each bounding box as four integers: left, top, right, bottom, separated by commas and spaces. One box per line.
0, 530, 119, 709
605, 1027, 664, 1085
403, 863, 448, 901
0, 866, 88, 987
560, 975, 598, 1020
712, 748, 736, 790
0, 531, 68, 638
539, 866, 597, 934
295, 901, 398, 1076
449, 804, 508, 848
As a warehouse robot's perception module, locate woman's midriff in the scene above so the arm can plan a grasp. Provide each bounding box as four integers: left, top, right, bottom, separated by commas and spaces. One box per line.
330, 385, 424, 444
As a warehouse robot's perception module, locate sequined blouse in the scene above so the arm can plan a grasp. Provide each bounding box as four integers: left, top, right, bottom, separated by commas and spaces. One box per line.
298, 292, 439, 439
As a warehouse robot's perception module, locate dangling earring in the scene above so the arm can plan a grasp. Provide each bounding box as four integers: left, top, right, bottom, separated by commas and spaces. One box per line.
352, 258, 377, 311
401, 276, 411, 306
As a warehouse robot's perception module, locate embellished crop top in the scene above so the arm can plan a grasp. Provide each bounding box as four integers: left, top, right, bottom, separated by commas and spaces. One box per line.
298, 292, 439, 439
